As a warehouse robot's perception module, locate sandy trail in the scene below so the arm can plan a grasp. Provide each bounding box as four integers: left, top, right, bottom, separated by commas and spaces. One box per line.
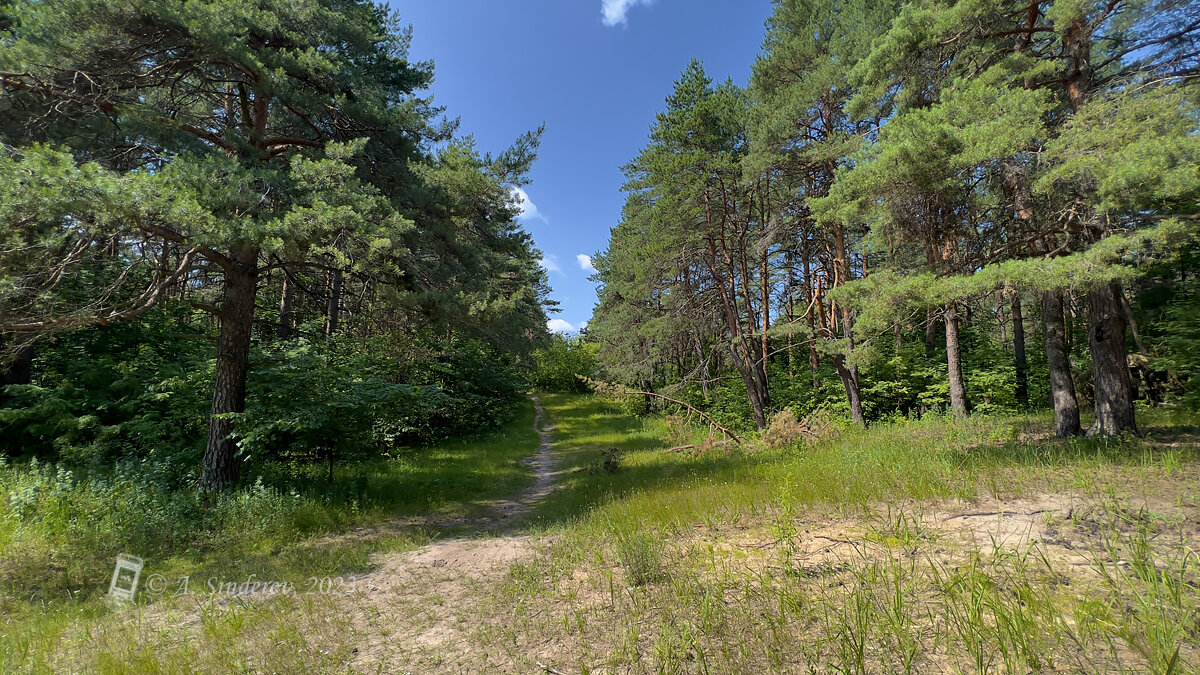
345, 394, 561, 669
482, 393, 560, 529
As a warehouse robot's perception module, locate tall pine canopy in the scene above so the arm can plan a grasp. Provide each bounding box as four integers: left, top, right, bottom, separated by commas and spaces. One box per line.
589, 0, 1200, 434
0, 0, 551, 488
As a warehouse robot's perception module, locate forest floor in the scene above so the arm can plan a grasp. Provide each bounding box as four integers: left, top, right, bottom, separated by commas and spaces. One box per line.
3, 395, 1200, 673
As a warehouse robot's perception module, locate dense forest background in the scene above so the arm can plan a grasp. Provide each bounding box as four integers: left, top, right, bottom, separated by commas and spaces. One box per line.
589, 0, 1200, 435
0, 0, 555, 491
1, 0, 1199, 498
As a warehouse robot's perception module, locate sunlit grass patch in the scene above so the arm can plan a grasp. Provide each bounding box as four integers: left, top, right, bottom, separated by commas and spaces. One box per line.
494, 396, 1200, 672
0, 400, 542, 671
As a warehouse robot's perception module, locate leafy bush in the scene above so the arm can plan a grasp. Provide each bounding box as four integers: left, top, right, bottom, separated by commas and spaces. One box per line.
1158, 278, 1200, 407
0, 305, 211, 469
237, 334, 529, 472
531, 334, 597, 393
0, 455, 344, 606
1, 307, 528, 483
236, 338, 433, 468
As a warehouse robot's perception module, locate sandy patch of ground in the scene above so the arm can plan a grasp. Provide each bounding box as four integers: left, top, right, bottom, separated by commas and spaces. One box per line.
342, 394, 562, 672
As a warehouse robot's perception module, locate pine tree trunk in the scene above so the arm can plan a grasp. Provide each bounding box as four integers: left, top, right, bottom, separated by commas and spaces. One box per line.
925, 306, 939, 357
785, 253, 796, 376
1011, 293, 1029, 407
692, 332, 710, 397
277, 273, 294, 339
728, 343, 768, 430
754, 251, 772, 413
1087, 281, 1137, 436
760, 250, 771, 368
702, 223, 767, 431
944, 302, 968, 416
802, 239, 819, 377
325, 268, 342, 336
833, 355, 865, 425
831, 220, 864, 425
840, 308, 865, 426
202, 247, 258, 490
1042, 291, 1082, 437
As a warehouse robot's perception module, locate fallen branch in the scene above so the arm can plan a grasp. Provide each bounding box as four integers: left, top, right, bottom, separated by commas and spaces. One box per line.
943, 509, 1052, 521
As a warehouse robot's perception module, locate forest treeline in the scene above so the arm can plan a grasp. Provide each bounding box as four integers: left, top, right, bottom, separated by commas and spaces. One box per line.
589, 0, 1200, 434
0, 0, 553, 489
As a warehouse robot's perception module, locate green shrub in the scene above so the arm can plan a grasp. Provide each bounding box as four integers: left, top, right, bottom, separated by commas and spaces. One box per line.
0, 308, 527, 483
0, 305, 210, 466
531, 334, 597, 393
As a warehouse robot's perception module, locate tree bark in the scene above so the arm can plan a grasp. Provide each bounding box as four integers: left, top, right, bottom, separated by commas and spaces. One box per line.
785, 250, 796, 376
832, 355, 864, 425
731, 344, 768, 430
325, 267, 342, 337
1042, 290, 1082, 437
831, 220, 864, 425
753, 247, 772, 403
1087, 281, 1137, 436
277, 272, 295, 339
925, 306, 939, 357
1003, 152, 1081, 435
702, 195, 768, 431
803, 248, 820, 378
840, 310, 863, 426
815, 277, 865, 425
1011, 292, 1029, 407
1118, 289, 1147, 355
202, 246, 258, 490
944, 302, 968, 416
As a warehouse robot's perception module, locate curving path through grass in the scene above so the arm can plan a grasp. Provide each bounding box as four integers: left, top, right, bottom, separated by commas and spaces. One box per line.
344, 394, 564, 668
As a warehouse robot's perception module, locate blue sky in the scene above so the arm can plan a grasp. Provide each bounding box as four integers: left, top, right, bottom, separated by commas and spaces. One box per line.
393, 0, 774, 333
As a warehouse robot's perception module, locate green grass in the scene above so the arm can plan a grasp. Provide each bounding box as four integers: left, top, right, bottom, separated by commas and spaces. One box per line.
3, 393, 1198, 673
0, 400, 541, 673
490, 395, 1200, 674
530, 394, 1198, 542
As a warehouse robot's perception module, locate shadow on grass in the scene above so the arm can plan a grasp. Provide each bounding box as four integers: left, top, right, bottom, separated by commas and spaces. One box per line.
255, 399, 541, 520
521, 396, 1200, 537
0, 400, 543, 618
521, 394, 771, 531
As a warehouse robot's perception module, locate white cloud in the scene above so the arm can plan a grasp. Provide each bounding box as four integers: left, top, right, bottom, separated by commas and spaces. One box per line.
539, 255, 561, 274
601, 0, 652, 26
576, 254, 595, 271
513, 186, 546, 222
547, 318, 576, 333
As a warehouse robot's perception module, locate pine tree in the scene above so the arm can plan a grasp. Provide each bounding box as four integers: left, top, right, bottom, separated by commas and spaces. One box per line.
0, 0, 551, 486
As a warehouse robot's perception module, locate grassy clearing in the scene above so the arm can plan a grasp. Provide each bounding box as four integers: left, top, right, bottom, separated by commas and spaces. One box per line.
3, 393, 1198, 673
0, 400, 540, 673
496, 499, 1199, 673
529, 394, 1197, 538
492, 394, 1200, 673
